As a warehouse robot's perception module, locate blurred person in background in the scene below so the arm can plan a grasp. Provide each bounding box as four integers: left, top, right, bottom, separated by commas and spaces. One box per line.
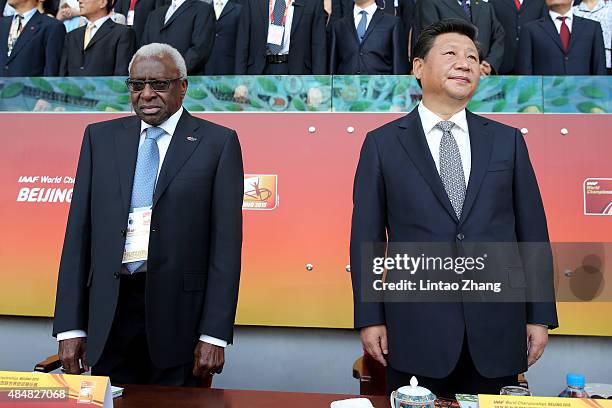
113, 0, 166, 45
572, 0, 611, 74
204, 0, 242, 74
60, 0, 136, 75
517, 0, 606, 74
0, 0, 65, 75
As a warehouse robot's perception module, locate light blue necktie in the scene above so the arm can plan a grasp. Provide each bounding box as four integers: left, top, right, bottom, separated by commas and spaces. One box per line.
125, 126, 165, 273
356, 10, 367, 43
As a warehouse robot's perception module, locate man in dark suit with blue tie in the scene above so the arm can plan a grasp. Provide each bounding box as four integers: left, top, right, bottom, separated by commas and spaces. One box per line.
0, 0, 65, 76
205, 0, 242, 75
490, 0, 548, 74
350, 19, 557, 398
53, 43, 243, 386
516, 0, 606, 74
329, 0, 409, 74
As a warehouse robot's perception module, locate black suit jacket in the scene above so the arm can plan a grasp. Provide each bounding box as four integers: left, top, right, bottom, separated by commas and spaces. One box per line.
329, 10, 408, 74
490, 0, 547, 74
0, 11, 65, 76
60, 19, 137, 76
235, 0, 326, 74
205, 1, 242, 75
350, 108, 558, 378
114, 0, 169, 46
331, 0, 415, 39
52, 110, 244, 369
416, 0, 506, 72
142, 0, 215, 75
516, 15, 606, 75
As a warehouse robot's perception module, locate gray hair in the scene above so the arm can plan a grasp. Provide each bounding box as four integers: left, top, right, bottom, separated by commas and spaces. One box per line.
128, 43, 187, 78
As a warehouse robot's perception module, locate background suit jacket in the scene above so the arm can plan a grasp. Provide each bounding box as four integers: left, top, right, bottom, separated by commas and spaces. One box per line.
205, 0, 242, 75
329, 10, 408, 74
142, 0, 215, 75
52, 110, 244, 369
516, 15, 606, 75
350, 108, 558, 378
60, 19, 137, 76
235, 0, 326, 74
114, 0, 169, 46
415, 0, 506, 73
490, 0, 548, 74
0, 11, 65, 76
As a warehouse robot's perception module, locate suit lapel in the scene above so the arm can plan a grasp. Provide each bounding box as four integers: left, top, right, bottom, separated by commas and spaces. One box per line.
0, 18, 10, 57
75, 25, 85, 51
290, 0, 304, 37
442, 0, 468, 19
153, 110, 202, 208
567, 16, 584, 54
85, 19, 114, 50
396, 108, 459, 223
8, 11, 41, 62
163, 0, 192, 29
258, 0, 268, 31
540, 17, 565, 53
346, 14, 359, 44
458, 111, 493, 224
116, 116, 142, 212
217, 0, 236, 21
361, 9, 383, 44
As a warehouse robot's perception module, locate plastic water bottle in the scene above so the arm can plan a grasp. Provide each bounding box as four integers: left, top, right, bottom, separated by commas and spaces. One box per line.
558, 373, 589, 398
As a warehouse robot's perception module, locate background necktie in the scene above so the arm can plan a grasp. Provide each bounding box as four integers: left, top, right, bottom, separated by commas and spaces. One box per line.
514, 0, 521, 10
557, 16, 571, 53
267, 0, 287, 54
125, 127, 165, 273
214, 0, 224, 19
83, 23, 94, 49
356, 10, 367, 43
461, 0, 472, 20
437, 121, 466, 219
7, 14, 23, 56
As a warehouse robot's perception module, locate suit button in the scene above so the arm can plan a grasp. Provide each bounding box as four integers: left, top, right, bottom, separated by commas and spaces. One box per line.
215, 33, 218, 37
121, 229, 126, 237
151, 228, 156, 233
565, 57, 569, 61
516, 37, 520, 41
356, 70, 361, 74
79, 66, 84, 70
359, 52, 364, 56
456, 233, 465, 241
114, 271, 120, 279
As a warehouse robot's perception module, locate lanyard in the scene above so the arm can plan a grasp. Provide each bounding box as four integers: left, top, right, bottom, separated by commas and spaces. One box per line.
269, 0, 291, 26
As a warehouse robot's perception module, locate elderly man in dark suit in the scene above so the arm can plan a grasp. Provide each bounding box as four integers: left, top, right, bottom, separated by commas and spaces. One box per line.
415, 0, 506, 75
53, 43, 243, 386
329, 0, 408, 74
350, 19, 557, 398
516, 0, 606, 74
235, 0, 326, 74
490, 0, 548, 74
60, 0, 137, 76
0, 0, 65, 76
141, 0, 215, 75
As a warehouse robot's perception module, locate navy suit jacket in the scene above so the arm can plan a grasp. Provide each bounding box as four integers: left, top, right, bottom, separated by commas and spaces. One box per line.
205, 1, 242, 75
0, 11, 65, 76
516, 15, 606, 75
350, 108, 558, 378
52, 110, 244, 369
490, 0, 548, 74
235, 0, 326, 74
329, 10, 408, 74
142, 0, 215, 75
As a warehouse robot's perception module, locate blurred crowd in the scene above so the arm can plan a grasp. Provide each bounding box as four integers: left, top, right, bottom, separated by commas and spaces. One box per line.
0, 0, 609, 77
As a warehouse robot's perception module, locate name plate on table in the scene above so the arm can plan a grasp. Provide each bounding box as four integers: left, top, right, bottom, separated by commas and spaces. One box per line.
0, 371, 113, 407
479, 395, 612, 408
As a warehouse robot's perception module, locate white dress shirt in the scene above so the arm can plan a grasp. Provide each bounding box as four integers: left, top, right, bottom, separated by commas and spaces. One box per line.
418, 102, 471, 186
3, 3, 15, 16
549, 8, 574, 33
268, 0, 294, 55
213, 0, 228, 19
57, 107, 227, 349
164, 0, 187, 24
12, 7, 37, 27
353, 2, 378, 32
84, 15, 111, 40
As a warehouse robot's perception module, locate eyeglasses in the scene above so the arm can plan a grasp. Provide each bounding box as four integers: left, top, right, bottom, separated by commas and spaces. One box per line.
125, 77, 183, 92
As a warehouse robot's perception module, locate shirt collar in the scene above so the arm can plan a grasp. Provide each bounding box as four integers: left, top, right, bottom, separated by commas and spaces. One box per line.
418, 102, 468, 135
549, 8, 573, 22
575, 0, 605, 13
86, 15, 110, 28
14, 7, 37, 22
354, 2, 378, 18
140, 106, 184, 137
172, 0, 187, 9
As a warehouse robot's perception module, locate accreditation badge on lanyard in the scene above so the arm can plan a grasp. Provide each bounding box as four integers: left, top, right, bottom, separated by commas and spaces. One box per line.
266, 0, 290, 46
122, 206, 153, 263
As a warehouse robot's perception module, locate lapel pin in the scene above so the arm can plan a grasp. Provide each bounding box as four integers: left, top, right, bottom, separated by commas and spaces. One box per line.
187, 136, 197, 141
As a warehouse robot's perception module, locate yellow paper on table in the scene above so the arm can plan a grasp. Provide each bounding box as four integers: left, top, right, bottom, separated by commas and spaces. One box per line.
479, 394, 612, 408
0, 371, 112, 407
